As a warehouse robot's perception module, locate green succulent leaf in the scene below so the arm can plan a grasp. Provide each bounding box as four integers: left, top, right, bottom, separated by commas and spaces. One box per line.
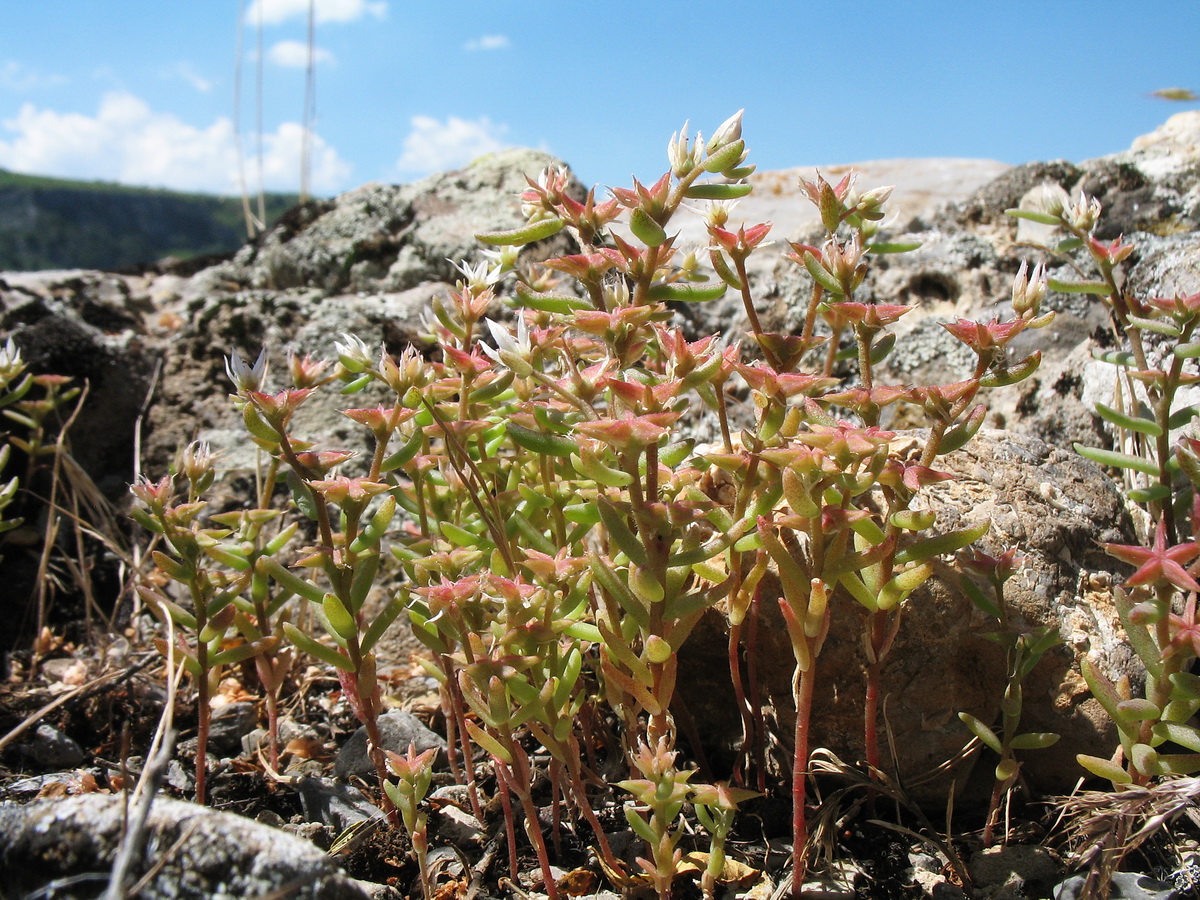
283, 622, 353, 671
894, 522, 989, 566
476, 217, 565, 247
322, 593, 357, 642
210, 641, 265, 668
1009, 732, 1060, 750
629, 208, 668, 247
1092, 349, 1138, 366
1174, 342, 1200, 360
464, 720, 512, 764
622, 805, 661, 845
960, 576, 1001, 619
1152, 722, 1200, 753
683, 182, 753, 201
1168, 406, 1200, 429
440, 521, 483, 548
1081, 657, 1125, 729
1131, 743, 1162, 777
1170, 672, 1200, 701
1116, 593, 1166, 680
597, 498, 648, 567
958, 712, 1002, 754
866, 241, 922, 254
589, 550, 649, 630
1076, 753, 1132, 785
1128, 315, 1182, 337
1004, 208, 1062, 226
507, 421, 576, 457
1048, 278, 1111, 295
1094, 402, 1163, 437
1073, 444, 1161, 476
1127, 484, 1173, 504
514, 291, 594, 314
258, 556, 325, 604
1156, 753, 1200, 776
646, 281, 728, 303
361, 595, 405, 656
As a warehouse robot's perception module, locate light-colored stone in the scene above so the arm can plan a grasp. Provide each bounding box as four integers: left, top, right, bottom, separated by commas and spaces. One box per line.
0, 794, 372, 899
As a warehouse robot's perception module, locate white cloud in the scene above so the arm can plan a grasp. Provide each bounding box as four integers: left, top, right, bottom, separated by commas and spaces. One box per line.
246, 0, 386, 25
0, 60, 68, 92
0, 91, 351, 195
396, 115, 510, 176
463, 34, 510, 52
268, 40, 335, 68
174, 62, 213, 93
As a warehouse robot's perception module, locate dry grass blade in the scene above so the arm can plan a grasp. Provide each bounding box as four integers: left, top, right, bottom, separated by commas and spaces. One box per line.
1055, 777, 1200, 898
807, 748, 972, 891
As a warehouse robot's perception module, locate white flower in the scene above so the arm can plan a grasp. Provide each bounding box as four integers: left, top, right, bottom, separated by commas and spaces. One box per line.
706, 110, 744, 154
481, 246, 520, 273
684, 198, 741, 228
225, 346, 268, 392
1063, 191, 1102, 233
449, 258, 502, 292
1011, 260, 1048, 315
480, 316, 533, 377
667, 120, 699, 176
334, 333, 374, 374
0, 337, 24, 384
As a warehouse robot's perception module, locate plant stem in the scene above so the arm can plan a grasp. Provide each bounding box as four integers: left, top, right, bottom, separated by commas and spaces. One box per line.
791, 663, 817, 899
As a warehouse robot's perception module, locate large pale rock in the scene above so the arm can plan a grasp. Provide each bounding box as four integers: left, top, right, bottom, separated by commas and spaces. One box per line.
678, 430, 1137, 800
0, 794, 374, 899
204, 147, 578, 295
143, 149, 582, 475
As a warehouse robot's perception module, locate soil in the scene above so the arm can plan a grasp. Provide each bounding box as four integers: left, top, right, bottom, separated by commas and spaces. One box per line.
5, 633, 1190, 900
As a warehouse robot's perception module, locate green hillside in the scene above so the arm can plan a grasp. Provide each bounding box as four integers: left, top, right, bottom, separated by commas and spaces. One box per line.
0, 169, 299, 271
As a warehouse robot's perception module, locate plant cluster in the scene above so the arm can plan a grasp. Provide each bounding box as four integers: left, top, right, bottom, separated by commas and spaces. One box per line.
1007, 188, 1200, 894
0, 336, 120, 653
116, 113, 1200, 900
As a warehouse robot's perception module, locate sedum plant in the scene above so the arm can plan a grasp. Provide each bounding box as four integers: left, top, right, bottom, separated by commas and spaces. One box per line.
131, 439, 287, 805
1009, 189, 1200, 787
384, 742, 438, 900
137, 113, 1061, 897
1010, 187, 1200, 897
956, 547, 1060, 847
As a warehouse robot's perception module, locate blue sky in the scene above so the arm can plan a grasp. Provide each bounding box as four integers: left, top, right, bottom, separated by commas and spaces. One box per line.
0, 1, 1196, 197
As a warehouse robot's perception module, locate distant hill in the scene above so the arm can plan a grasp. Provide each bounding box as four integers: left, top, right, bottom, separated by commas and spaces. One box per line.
0, 169, 299, 271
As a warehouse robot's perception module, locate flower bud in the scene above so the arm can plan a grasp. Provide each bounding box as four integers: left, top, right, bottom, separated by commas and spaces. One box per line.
0, 337, 23, 382
225, 346, 269, 392
1063, 191, 1102, 233
667, 121, 698, 177
855, 185, 894, 221
334, 333, 374, 374
1011, 260, 1048, 315
706, 110, 744, 154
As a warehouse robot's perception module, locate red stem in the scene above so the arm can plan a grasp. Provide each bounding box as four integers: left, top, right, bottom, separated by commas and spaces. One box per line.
863, 611, 887, 776
791, 664, 817, 899
727, 619, 754, 786
747, 591, 767, 794
195, 677, 209, 805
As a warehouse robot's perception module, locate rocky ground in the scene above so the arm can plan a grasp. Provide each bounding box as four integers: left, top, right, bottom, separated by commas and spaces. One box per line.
3, 112, 1200, 899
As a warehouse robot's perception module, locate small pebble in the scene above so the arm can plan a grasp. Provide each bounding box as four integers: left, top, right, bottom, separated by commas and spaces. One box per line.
208, 702, 259, 756
333, 710, 445, 780
1054, 871, 1174, 900
17, 724, 85, 769
295, 775, 382, 829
